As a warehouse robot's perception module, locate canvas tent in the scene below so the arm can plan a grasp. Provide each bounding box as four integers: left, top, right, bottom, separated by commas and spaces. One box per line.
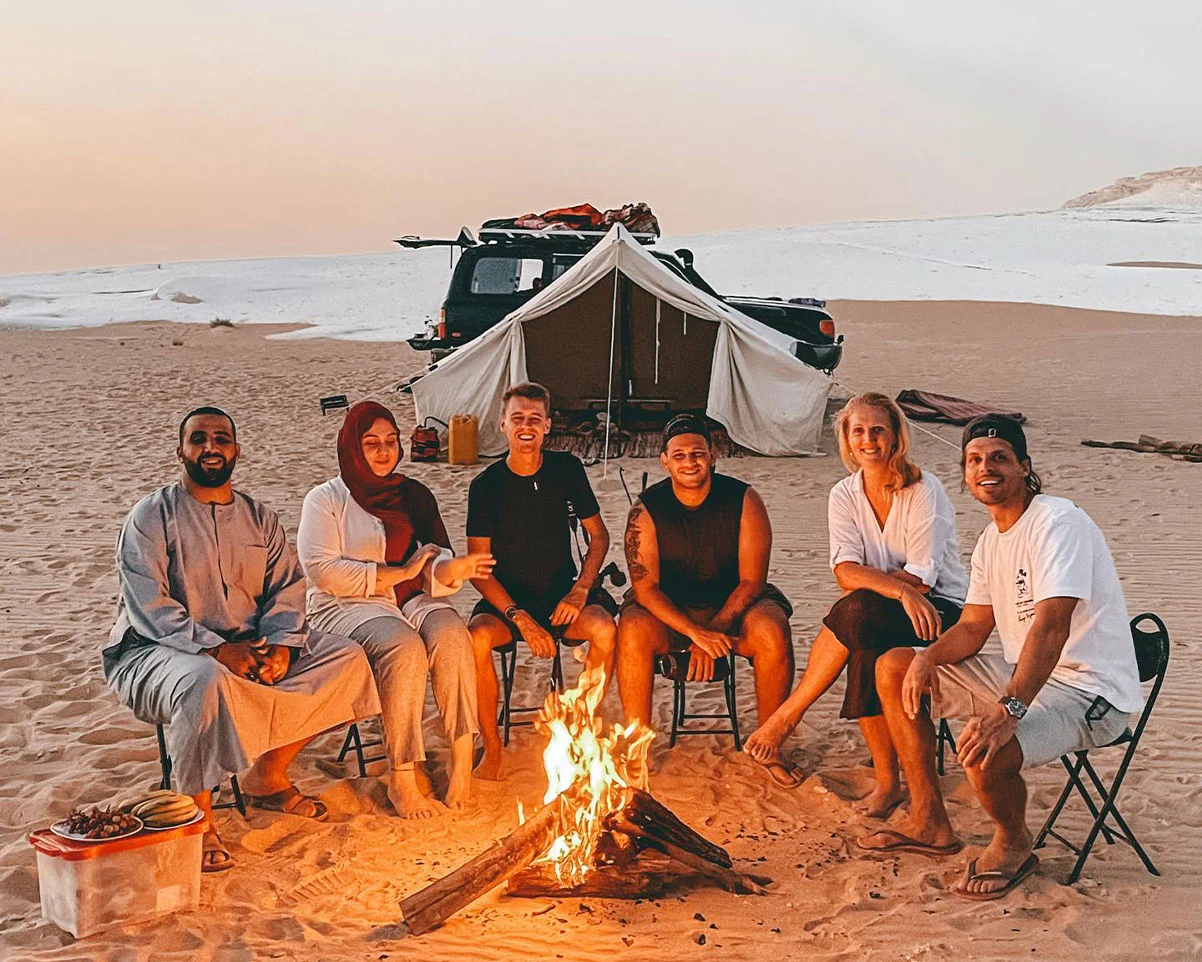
410, 225, 831, 457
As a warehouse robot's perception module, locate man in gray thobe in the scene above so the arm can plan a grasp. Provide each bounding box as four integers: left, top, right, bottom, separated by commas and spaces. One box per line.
103, 406, 380, 872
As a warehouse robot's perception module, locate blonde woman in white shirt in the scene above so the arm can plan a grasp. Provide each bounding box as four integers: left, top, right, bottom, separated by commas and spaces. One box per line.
298, 401, 494, 819
746, 393, 968, 813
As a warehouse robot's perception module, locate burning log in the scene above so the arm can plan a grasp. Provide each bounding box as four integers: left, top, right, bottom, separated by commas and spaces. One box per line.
400, 795, 567, 936
508, 850, 677, 899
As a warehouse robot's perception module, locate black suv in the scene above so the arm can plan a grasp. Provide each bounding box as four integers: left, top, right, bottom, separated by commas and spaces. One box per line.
397, 229, 842, 372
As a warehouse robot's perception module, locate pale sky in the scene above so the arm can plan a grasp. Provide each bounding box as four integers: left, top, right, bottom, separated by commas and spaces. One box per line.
3, 0, 1200, 274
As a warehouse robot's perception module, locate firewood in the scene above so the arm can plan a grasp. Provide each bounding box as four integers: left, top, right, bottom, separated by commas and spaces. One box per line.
507, 852, 677, 899
400, 796, 566, 935
608, 791, 732, 868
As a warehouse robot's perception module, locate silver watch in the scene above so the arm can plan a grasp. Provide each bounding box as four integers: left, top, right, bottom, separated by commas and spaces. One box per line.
998, 695, 1029, 720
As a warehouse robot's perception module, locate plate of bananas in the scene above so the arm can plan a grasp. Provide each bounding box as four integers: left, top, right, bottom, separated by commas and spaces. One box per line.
119, 791, 205, 831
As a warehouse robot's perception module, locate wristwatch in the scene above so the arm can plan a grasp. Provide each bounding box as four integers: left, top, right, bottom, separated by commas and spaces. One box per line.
998, 695, 1029, 720
503, 605, 523, 623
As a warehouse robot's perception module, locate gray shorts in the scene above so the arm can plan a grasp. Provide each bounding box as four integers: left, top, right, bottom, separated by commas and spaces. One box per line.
929, 652, 1131, 768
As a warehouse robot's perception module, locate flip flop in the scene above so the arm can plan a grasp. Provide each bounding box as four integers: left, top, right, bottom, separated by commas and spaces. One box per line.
202, 833, 234, 874
856, 828, 963, 858
246, 786, 329, 821
952, 854, 1039, 901
755, 758, 804, 789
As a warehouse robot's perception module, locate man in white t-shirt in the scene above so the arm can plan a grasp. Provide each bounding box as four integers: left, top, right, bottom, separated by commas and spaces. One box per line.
857, 415, 1143, 901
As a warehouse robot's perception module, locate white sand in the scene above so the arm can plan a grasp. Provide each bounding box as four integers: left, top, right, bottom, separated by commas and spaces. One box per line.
1, 301, 1200, 960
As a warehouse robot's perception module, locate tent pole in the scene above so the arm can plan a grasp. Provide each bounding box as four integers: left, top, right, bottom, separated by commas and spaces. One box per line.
603, 266, 619, 478
654, 299, 661, 384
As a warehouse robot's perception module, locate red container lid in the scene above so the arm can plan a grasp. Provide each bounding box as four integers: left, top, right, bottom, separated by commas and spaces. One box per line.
29, 818, 208, 861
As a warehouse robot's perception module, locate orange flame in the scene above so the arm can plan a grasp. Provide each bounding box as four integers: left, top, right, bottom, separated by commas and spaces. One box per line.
535, 664, 653, 887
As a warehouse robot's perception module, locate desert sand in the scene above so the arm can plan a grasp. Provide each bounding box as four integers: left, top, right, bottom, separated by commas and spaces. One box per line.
1, 300, 1200, 961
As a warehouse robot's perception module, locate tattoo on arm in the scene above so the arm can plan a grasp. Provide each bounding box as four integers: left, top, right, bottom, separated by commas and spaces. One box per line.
625, 504, 649, 583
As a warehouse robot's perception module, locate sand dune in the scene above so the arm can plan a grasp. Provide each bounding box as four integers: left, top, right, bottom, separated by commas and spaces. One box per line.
1, 301, 1200, 960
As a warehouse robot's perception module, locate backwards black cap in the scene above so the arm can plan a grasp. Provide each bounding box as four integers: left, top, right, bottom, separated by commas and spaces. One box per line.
961, 414, 1028, 462
662, 413, 711, 449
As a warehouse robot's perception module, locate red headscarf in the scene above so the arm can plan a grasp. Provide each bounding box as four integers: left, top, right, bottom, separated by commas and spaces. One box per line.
337, 401, 447, 606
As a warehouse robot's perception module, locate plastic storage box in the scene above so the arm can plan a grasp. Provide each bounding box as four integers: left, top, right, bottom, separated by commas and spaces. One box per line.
28, 819, 205, 938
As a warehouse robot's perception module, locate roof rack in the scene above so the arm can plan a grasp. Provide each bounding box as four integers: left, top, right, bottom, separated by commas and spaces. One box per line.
477, 227, 658, 246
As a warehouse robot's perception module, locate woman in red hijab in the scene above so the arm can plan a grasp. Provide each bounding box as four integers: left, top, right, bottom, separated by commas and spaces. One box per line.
298, 401, 494, 817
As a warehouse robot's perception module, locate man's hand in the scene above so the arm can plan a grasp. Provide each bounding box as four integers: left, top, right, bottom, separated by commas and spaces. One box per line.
686, 646, 718, 682
956, 704, 1018, 769
898, 584, 941, 642
515, 612, 557, 659
549, 584, 590, 627
436, 552, 496, 584
209, 640, 266, 682
688, 626, 733, 659
901, 649, 939, 719
253, 644, 292, 686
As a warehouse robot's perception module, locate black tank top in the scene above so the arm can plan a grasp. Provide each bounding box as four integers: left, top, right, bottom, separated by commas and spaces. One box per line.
640, 473, 748, 608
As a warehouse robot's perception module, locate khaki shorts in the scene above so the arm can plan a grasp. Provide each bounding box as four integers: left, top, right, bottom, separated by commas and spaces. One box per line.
929, 652, 1131, 769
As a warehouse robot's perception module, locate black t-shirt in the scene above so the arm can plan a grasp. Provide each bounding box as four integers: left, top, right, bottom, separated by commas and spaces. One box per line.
466, 451, 600, 606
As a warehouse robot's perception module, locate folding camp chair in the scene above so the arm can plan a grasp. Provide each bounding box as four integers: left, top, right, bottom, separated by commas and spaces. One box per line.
338, 721, 387, 778
496, 636, 567, 746
1033, 612, 1169, 883
155, 723, 246, 816
656, 651, 744, 750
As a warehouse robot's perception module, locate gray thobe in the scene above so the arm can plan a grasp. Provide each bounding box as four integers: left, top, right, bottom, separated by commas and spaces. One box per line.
103, 482, 380, 794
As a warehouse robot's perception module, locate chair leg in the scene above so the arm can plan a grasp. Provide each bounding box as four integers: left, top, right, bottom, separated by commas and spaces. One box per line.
1062, 754, 1117, 845
551, 642, 565, 692
229, 774, 247, 817
725, 656, 742, 752
669, 678, 683, 748
936, 719, 956, 776
155, 724, 172, 790
339, 722, 368, 779
1075, 755, 1159, 879
499, 647, 516, 748
1034, 756, 1079, 850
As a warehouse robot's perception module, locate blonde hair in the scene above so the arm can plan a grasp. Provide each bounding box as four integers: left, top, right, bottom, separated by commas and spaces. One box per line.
834, 392, 922, 492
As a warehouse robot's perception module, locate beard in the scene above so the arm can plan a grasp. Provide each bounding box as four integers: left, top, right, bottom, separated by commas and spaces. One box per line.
183, 453, 236, 488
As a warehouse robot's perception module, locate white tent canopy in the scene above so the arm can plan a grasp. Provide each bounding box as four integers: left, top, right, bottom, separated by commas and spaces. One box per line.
410, 224, 831, 457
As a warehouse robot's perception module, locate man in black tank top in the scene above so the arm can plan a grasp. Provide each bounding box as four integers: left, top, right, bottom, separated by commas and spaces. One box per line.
618, 415, 796, 779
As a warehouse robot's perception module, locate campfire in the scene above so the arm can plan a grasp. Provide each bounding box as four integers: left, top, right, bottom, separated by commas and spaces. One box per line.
400, 666, 769, 935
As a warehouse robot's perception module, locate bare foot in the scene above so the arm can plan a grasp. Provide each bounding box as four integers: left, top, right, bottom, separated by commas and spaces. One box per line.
389, 770, 443, 819
414, 763, 434, 798
474, 742, 505, 782
854, 784, 905, 819
445, 734, 474, 811
745, 709, 797, 763
957, 833, 1034, 897
856, 812, 957, 852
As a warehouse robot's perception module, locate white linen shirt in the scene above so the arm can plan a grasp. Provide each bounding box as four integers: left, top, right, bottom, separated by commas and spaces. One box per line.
828, 470, 969, 604
297, 476, 461, 636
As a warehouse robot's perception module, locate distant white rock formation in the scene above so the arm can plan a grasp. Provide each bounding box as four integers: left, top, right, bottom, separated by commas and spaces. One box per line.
1064, 167, 1202, 209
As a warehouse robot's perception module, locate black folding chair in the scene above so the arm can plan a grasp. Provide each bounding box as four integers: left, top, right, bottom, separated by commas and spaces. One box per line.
337, 721, 387, 778
656, 651, 744, 750
155, 723, 246, 816
1033, 612, 1169, 883
496, 636, 567, 746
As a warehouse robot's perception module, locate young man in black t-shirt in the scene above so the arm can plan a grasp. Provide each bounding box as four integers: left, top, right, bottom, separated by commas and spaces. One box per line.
466, 382, 617, 780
